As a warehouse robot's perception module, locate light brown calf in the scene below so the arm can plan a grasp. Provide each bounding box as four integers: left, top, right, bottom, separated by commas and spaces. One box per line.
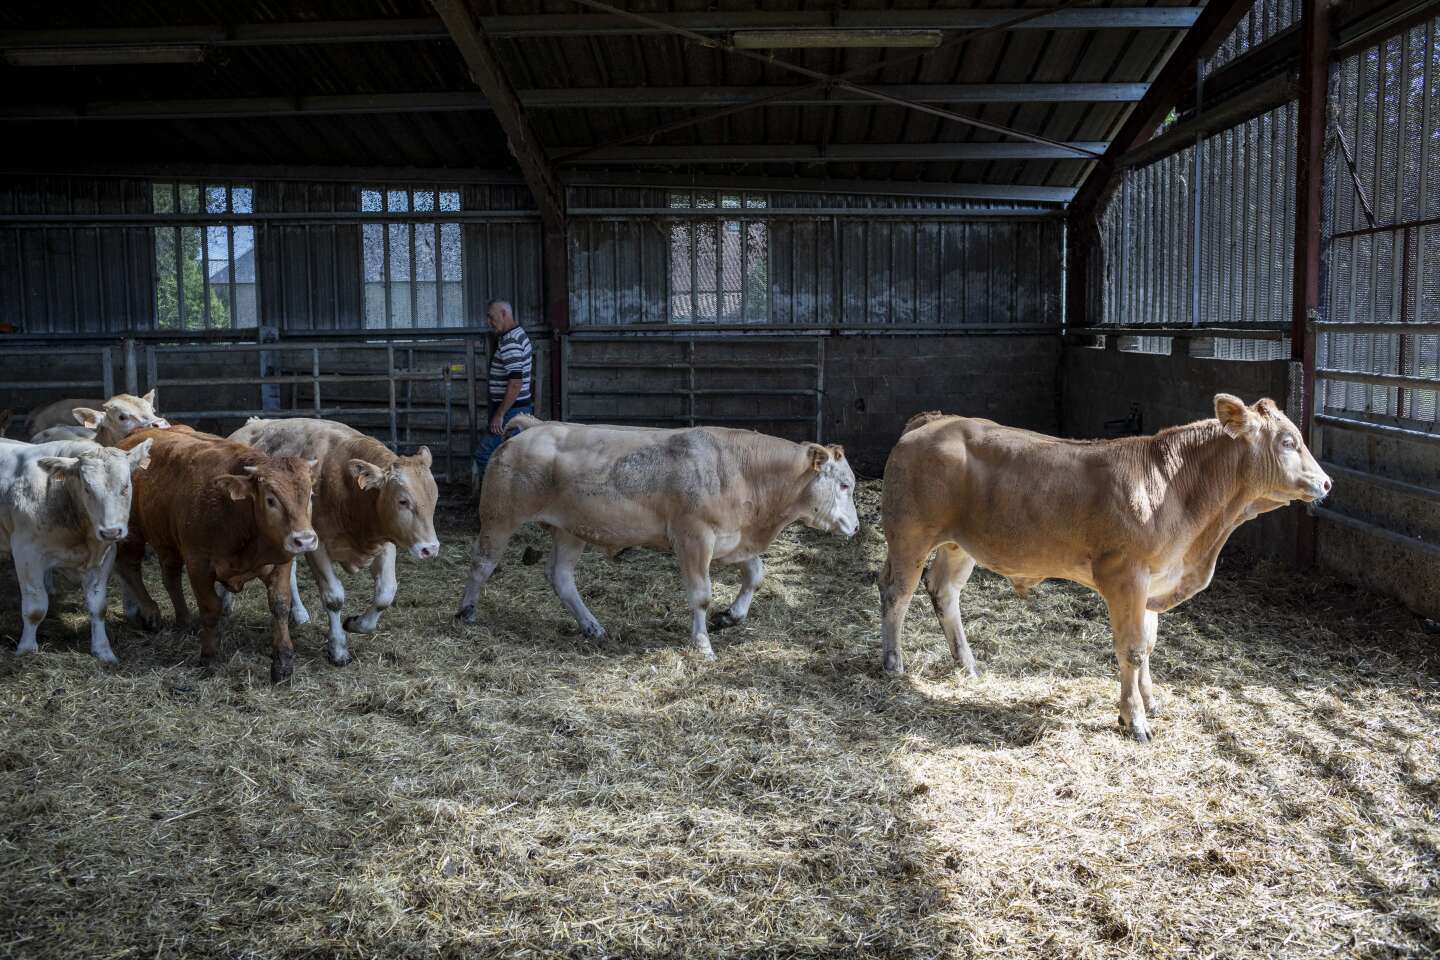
115, 425, 318, 682
28, 390, 167, 445
879, 395, 1331, 741
228, 417, 439, 665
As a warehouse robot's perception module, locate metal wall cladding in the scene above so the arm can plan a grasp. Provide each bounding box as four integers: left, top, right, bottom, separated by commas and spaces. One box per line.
1321, 17, 1440, 427
0, 176, 154, 333
565, 187, 1063, 328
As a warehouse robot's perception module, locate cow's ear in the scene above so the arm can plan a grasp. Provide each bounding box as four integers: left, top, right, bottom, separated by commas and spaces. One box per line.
214, 475, 254, 501
348, 459, 386, 490
1215, 394, 1258, 438
806, 443, 831, 472
73, 407, 104, 429
413, 445, 433, 469
37, 456, 79, 477
826, 444, 846, 462
142, 388, 158, 408
126, 439, 153, 471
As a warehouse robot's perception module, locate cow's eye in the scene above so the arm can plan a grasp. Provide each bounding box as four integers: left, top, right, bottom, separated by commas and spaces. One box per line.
840, 484, 851, 493
399, 498, 412, 509
120, 413, 130, 421
266, 495, 278, 509
1281, 435, 1297, 449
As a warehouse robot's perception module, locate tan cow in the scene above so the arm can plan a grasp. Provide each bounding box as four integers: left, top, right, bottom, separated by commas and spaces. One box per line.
458, 416, 859, 658
115, 425, 318, 682
878, 395, 1332, 742
27, 390, 168, 445
227, 417, 440, 666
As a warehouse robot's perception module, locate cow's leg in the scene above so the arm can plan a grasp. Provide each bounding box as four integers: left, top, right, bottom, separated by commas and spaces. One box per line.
456, 520, 520, 624
185, 558, 224, 670
343, 542, 397, 636
546, 529, 606, 641
213, 582, 236, 618
13, 552, 49, 656
263, 561, 295, 684
879, 533, 931, 675
1139, 610, 1161, 717
115, 539, 160, 631
287, 562, 310, 626
305, 547, 350, 666
925, 543, 979, 679
672, 527, 717, 659
1097, 570, 1153, 743
158, 551, 191, 629
82, 553, 118, 665
709, 556, 764, 631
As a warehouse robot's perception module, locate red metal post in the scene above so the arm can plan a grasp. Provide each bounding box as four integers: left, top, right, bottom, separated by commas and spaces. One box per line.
1291, 0, 1333, 568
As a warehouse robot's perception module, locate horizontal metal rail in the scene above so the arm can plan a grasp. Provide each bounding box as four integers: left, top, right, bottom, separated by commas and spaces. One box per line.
1068, 324, 1291, 340
1315, 413, 1440, 444
565, 360, 820, 371
568, 387, 820, 397
1320, 461, 1440, 505
1315, 368, 1440, 391
1312, 506, 1440, 559
1328, 213, 1440, 241
1314, 321, 1440, 335
569, 325, 1061, 336
1, 346, 114, 396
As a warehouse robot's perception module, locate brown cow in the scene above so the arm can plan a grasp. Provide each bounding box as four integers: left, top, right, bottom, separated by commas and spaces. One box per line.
115, 425, 318, 682
227, 417, 440, 666
28, 391, 168, 445
878, 395, 1331, 742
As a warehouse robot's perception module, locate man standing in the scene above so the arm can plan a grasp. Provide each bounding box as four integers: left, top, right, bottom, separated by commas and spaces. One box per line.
474, 299, 533, 477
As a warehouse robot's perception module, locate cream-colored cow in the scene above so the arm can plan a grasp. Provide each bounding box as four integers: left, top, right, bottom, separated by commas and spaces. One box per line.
878, 394, 1331, 741
27, 391, 167, 446
458, 416, 859, 658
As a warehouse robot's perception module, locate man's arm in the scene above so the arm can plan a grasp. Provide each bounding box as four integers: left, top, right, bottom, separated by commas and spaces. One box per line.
490, 377, 522, 435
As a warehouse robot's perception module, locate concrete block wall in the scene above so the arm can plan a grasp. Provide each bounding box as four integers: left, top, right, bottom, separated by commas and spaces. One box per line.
822, 334, 1061, 475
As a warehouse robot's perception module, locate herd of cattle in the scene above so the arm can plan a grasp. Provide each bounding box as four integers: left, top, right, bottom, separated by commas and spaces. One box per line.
0, 387, 1330, 740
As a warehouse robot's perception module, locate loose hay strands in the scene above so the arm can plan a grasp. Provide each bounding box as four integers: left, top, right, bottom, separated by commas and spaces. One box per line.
0, 482, 1437, 958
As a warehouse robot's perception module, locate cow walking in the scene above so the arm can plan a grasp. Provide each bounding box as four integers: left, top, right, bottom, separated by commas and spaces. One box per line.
115, 426, 318, 682
0, 438, 153, 662
878, 395, 1332, 741
228, 417, 440, 666
458, 416, 859, 658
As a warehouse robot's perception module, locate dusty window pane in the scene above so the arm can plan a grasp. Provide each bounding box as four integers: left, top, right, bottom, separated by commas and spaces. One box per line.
152, 184, 175, 213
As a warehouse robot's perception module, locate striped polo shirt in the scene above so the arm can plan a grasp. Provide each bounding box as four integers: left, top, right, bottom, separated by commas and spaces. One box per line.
489, 324, 533, 403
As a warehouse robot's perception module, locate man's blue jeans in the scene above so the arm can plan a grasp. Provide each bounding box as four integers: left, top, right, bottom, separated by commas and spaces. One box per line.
474, 403, 534, 477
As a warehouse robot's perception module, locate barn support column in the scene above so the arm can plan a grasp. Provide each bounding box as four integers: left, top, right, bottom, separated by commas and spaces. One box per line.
1291, 0, 1335, 568
430, 0, 569, 420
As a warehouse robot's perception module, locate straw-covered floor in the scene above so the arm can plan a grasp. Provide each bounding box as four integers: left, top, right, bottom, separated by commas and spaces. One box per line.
2, 481, 1438, 959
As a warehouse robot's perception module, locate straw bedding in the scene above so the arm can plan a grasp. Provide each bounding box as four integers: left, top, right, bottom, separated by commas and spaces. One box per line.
1, 481, 1437, 958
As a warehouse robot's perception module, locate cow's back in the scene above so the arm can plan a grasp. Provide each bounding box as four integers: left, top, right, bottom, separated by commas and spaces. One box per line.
119, 426, 264, 554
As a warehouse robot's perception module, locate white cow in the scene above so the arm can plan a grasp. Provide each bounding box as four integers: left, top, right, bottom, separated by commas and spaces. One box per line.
0, 439, 153, 662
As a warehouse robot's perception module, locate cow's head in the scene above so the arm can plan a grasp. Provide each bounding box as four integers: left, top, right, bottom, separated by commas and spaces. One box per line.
38, 439, 153, 543
799, 443, 859, 538
1215, 394, 1331, 503
347, 446, 441, 560
73, 390, 170, 447
214, 456, 319, 555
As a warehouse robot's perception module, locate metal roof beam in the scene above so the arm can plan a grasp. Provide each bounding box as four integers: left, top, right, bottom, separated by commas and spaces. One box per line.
0, 84, 1148, 121
555, 141, 1111, 163
0, 10, 1201, 49
564, 170, 1076, 203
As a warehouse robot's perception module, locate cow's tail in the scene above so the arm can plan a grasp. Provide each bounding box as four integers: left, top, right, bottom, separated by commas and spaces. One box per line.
505, 413, 545, 436
901, 410, 948, 435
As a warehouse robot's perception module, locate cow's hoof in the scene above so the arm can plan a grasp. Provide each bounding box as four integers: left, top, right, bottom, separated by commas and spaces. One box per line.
882, 651, 905, 675
94, 650, 120, 667
692, 637, 717, 661
271, 656, 294, 685
580, 623, 608, 642
15, 641, 38, 656
133, 609, 161, 632
199, 656, 222, 676
341, 615, 374, 635
1144, 697, 1164, 718
456, 605, 477, 625
708, 610, 743, 631
326, 647, 353, 667
291, 608, 311, 627
1120, 715, 1153, 743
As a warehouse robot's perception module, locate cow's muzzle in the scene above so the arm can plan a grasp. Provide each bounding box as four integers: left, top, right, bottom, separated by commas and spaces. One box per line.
287, 530, 319, 554
1301, 475, 1333, 502
97, 526, 127, 542
411, 540, 441, 561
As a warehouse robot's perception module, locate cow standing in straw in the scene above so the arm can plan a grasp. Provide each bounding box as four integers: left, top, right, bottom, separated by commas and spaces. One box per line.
228, 417, 440, 666
457, 416, 859, 658
878, 395, 1332, 741
0, 438, 153, 662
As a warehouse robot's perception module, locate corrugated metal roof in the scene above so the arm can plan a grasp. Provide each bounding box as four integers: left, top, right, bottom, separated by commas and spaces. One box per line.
0, 0, 1199, 195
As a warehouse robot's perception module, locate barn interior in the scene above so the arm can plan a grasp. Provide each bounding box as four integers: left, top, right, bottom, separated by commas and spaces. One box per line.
1, 1, 1439, 957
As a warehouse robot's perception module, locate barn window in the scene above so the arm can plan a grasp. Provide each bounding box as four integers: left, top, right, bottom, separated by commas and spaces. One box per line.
361, 187, 464, 328
668, 191, 768, 324
151, 183, 256, 329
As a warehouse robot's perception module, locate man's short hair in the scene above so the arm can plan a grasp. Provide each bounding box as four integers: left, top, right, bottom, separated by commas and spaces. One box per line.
487, 299, 513, 318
